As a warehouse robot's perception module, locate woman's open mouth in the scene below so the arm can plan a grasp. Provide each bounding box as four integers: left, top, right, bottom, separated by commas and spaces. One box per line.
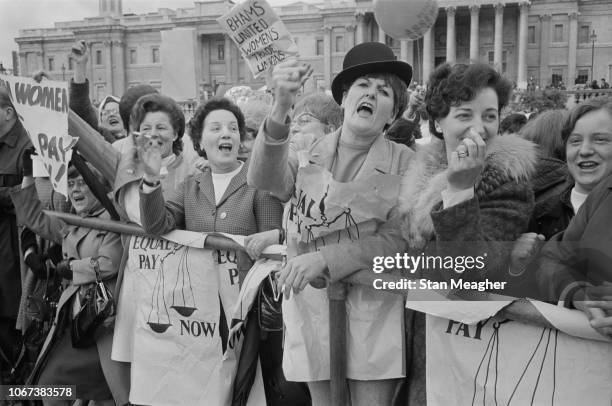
218, 143, 233, 152
577, 161, 599, 171
357, 101, 374, 117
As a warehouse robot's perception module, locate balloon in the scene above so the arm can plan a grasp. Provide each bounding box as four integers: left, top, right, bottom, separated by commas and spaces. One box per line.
374, 0, 439, 41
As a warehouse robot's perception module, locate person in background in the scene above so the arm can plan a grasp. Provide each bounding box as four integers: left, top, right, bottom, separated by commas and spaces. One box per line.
289, 92, 342, 143
98, 95, 126, 143
601, 78, 610, 89
499, 112, 527, 136
238, 98, 272, 159
385, 116, 420, 149
519, 109, 570, 204
0, 87, 32, 385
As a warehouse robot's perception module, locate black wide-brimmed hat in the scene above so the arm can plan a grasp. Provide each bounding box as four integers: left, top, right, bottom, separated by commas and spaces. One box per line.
331, 42, 412, 105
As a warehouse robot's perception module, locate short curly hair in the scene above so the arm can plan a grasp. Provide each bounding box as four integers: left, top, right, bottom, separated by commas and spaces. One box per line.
188, 97, 246, 158
425, 63, 513, 139
130, 93, 185, 155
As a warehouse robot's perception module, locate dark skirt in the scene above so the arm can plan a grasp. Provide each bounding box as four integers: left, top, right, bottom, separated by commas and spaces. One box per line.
36, 301, 112, 401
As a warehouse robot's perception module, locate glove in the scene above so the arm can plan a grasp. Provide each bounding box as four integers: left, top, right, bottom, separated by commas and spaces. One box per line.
22, 147, 37, 177
24, 251, 49, 279
55, 259, 73, 280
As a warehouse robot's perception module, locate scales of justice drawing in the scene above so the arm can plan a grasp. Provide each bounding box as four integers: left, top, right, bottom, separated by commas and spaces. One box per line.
147, 246, 198, 333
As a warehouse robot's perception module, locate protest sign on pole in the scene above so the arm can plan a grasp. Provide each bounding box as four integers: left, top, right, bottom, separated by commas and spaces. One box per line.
0, 74, 76, 196
217, 0, 298, 78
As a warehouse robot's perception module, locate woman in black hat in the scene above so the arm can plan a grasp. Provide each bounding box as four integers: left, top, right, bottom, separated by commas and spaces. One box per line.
248, 42, 413, 405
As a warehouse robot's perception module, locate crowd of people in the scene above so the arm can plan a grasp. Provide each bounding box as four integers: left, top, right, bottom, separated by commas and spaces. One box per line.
0, 38, 610, 406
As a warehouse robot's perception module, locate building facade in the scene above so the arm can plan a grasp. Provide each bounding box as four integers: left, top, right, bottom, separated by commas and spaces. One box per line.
14, 0, 612, 102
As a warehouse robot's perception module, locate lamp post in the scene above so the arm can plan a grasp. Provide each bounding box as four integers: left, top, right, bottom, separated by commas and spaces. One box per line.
590, 29, 597, 83
61, 64, 66, 80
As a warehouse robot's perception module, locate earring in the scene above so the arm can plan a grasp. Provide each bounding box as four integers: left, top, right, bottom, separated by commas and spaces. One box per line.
434, 122, 442, 133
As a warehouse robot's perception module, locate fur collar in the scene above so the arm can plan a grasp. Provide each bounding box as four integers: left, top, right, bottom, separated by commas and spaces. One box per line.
398, 135, 537, 249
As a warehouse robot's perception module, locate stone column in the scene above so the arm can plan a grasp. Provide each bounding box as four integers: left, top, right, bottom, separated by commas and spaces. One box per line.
87, 42, 95, 96
446, 6, 456, 63
567, 12, 578, 88
469, 5, 480, 62
345, 24, 356, 49
224, 36, 232, 83
516, 1, 530, 89
539, 14, 551, 86
355, 12, 367, 44
201, 36, 211, 84
423, 27, 434, 82
103, 41, 114, 95
323, 26, 332, 90
18, 51, 27, 76
231, 44, 240, 83
37, 48, 44, 72
400, 40, 414, 66
494, 3, 504, 71
378, 24, 386, 44
112, 40, 126, 95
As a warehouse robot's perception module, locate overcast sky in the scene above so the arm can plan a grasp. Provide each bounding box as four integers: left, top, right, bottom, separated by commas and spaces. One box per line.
0, 0, 316, 70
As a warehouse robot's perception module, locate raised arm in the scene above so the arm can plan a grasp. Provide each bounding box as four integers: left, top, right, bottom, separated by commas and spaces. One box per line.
247, 59, 313, 202
70, 40, 101, 132
68, 40, 120, 185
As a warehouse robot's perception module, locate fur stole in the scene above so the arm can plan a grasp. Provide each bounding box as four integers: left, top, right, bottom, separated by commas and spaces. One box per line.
398, 135, 538, 249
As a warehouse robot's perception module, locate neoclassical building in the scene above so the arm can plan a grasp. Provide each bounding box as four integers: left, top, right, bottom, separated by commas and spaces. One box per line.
14, 0, 612, 102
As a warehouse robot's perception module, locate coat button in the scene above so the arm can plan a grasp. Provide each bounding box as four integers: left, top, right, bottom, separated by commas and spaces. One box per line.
220, 212, 227, 219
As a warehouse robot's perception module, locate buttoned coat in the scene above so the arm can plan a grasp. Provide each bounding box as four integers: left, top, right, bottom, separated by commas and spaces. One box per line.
140, 161, 283, 236
10, 184, 128, 405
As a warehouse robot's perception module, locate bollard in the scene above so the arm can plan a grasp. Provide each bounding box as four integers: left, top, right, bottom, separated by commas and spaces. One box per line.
328, 281, 348, 406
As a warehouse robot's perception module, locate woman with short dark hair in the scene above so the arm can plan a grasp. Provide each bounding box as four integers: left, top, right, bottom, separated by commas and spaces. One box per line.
136, 97, 284, 403
130, 93, 186, 156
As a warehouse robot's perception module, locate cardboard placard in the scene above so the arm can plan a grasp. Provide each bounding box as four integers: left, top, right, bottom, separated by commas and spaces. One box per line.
0, 75, 76, 196
217, 0, 298, 78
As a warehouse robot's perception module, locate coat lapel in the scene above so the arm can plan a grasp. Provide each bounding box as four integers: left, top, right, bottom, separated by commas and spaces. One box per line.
307, 130, 392, 178
354, 134, 393, 179
194, 169, 216, 207
217, 164, 248, 207
308, 129, 340, 171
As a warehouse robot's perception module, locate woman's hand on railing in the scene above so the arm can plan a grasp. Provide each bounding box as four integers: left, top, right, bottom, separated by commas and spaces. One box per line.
277, 251, 328, 299
244, 229, 279, 260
